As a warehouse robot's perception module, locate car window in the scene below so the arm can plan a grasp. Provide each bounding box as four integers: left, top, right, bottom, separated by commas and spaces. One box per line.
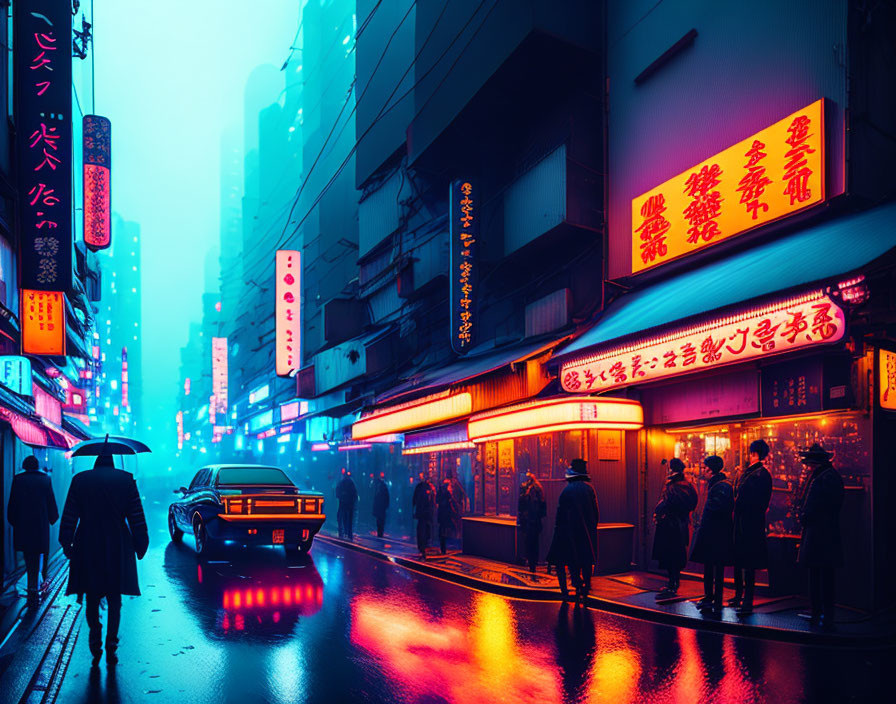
189, 469, 209, 489
216, 467, 293, 486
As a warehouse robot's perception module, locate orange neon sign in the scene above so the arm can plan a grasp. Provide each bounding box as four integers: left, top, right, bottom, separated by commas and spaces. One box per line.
880, 348, 896, 411
21, 290, 65, 356
632, 99, 826, 273
352, 391, 472, 440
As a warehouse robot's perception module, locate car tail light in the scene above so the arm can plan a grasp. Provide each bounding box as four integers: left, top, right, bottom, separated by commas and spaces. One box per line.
226, 497, 245, 514
302, 498, 319, 514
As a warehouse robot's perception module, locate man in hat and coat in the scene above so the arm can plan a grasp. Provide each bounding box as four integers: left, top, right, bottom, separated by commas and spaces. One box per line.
548, 459, 599, 603
7, 456, 58, 599
518, 472, 547, 574
690, 455, 734, 614
797, 443, 844, 628
412, 472, 436, 559
731, 439, 773, 615
371, 472, 390, 538
652, 458, 698, 597
335, 469, 358, 541
59, 454, 148, 665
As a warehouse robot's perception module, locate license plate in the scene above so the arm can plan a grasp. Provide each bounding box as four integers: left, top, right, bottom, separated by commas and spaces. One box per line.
272, 529, 285, 544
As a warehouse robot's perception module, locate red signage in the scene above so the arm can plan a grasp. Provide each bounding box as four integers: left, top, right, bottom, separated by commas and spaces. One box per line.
176, 410, 184, 450
561, 293, 846, 394
275, 251, 301, 376
21, 290, 66, 356
83, 115, 111, 250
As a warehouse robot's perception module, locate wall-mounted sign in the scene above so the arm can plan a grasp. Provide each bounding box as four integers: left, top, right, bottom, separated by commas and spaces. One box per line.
632, 99, 826, 274
0, 356, 33, 396
176, 410, 184, 450
21, 290, 66, 356
121, 346, 129, 409
63, 384, 87, 414
212, 336, 228, 416
597, 430, 622, 461
34, 384, 62, 425
880, 348, 896, 411
561, 292, 845, 394
83, 115, 111, 250
761, 357, 823, 417
275, 250, 301, 376
15, 2, 73, 290
449, 180, 478, 354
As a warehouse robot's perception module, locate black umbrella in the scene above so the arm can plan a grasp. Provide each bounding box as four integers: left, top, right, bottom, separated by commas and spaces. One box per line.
70, 435, 152, 457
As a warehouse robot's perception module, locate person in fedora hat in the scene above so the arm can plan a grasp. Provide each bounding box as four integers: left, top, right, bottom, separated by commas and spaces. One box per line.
7, 455, 58, 600
796, 443, 844, 628
731, 439, 773, 615
547, 459, 599, 603
690, 456, 734, 614
652, 458, 698, 597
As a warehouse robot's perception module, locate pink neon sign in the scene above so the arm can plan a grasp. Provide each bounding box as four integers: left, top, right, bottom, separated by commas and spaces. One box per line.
275, 251, 301, 376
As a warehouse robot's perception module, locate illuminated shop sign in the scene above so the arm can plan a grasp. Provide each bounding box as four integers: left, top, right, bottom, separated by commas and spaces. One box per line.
560, 292, 845, 394
0, 356, 33, 396
275, 250, 301, 376
352, 392, 472, 441
248, 409, 275, 433
249, 384, 270, 405
449, 180, 478, 354
632, 99, 826, 274
121, 346, 129, 409
176, 410, 184, 450
212, 337, 228, 416
34, 385, 62, 425
83, 115, 111, 250
16, 2, 73, 290
21, 290, 66, 356
468, 396, 643, 444
880, 348, 896, 411
403, 422, 474, 455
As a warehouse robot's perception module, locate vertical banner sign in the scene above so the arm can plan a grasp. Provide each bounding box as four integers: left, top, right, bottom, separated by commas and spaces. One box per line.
275, 251, 301, 376
121, 346, 129, 409
212, 336, 228, 416
449, 180, 478, 355
880, 348, 896, 411
15, 2, 73, 291
0, 356, 33, 396
176, 411, 184, 450
21, 290, 65, 355
83, 115, 111, 250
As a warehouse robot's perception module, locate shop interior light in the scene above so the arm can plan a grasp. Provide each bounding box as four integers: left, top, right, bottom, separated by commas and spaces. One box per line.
338, 443, 373, 451
402, 441, 476, 455
310, 442, 331, 452
468, 396, 643, 444
352, 392, 472, 440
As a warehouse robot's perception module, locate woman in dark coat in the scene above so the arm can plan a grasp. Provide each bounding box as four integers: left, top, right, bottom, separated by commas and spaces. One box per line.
7, 455, 58, 597
796, 444, 844, 627
59, 454, 148, 665
548, 459, 599, 603
731, 439, 773, 614
652, 458, 698, 597
436, 479, 460, 554
371, 473, 390, 538
690, 455, 734, 614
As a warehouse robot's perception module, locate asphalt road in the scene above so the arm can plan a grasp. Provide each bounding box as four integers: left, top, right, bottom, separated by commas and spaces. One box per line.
52, 504, 886, 704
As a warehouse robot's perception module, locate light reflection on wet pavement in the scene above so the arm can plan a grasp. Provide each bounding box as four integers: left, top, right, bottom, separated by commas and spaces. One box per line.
55, 508, 887, 704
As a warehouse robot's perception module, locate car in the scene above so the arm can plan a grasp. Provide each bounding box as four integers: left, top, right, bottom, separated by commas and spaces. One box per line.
168, 464, 325, 559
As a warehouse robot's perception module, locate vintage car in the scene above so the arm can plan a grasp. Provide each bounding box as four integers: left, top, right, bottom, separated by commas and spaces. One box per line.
169, 464, 325, 558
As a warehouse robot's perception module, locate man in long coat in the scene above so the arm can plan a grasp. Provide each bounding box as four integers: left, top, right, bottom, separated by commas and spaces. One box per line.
796, 444, 844, 628
517, 472, 547, 574
548, 459, 599, 603
412, 473, 436, 559
652, 458, 698, 597
335, 470, 358, 540
59, 454, 148, 665
7, 456, 58, 598
731, 439, 773, 615
371, 473, 390, 538
690, 455, 734, 614
436, 479, 460, 555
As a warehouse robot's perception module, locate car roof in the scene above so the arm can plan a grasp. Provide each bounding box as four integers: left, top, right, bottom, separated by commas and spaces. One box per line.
201, 464, 285, 472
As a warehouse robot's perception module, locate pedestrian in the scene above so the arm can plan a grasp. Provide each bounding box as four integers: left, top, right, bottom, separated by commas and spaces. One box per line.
436, 478, 459, 554
652, 458, 698, 597
335, 470, 358, 541
730, 439, 773, 615
412, 473, 436, 559
547, 459, 599, 604
59, 454, 148, 666
690, 455, 734, 615
517, 472, 547, 573
446, 468, 468, 536
6, 456, 58, 600
371, 472, 390, 538
796, 443, 844, 629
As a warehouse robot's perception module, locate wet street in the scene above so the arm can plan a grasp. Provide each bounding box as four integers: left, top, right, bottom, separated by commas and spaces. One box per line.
43, 504, 885, 704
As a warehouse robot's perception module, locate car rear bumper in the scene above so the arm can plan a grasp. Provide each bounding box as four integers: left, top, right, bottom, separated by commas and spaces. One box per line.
207, 515, 325, 545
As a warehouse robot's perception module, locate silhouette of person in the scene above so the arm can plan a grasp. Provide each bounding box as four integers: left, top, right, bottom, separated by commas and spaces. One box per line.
335, 470, 358, 540
412, 473, 436, 559
7, 455, 58, 600
652, 458, 698, 597
548, 459, 599, 604
731, 439, 772, 615
517, 472, 547, 573
371, 473, 390, 538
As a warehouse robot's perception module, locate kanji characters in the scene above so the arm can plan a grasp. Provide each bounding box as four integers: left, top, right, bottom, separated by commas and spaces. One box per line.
663, 349, 678, 368
563, 370, 582, 391
681, 343, 698, 366
700, 335, 724, 363
725, 328, 749, 355
608, 362, 627, 383
631, 355, 645, 378
781, 310, 808, 343
752, 318, 781, 351
683, 163, 723, 244
810, 301, 839, 340
736, 140, 772, 219
635, 194, 671, 263
783, 114, 815, 205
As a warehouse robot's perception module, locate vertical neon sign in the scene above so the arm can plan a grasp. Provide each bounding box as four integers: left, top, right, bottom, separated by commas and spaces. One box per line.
275, 251, 301, 376
83, 115, 111, 250
212, 336, 228, 417
121, 346, 129, 409
449, 180, 478, 355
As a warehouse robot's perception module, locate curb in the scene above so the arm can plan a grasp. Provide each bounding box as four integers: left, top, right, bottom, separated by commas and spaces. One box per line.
317, 534, 893, 649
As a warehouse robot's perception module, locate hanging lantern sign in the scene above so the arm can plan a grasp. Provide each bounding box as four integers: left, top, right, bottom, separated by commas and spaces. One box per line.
275, 250, 301, 376
83, 114, 112, 250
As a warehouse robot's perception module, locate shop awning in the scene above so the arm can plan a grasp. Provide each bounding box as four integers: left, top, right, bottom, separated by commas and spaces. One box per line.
403, 421, 474, 454
556, 203, 896, 361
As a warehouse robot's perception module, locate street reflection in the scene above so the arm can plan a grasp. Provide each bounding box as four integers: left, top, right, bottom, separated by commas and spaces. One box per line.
163, 543, 323, 641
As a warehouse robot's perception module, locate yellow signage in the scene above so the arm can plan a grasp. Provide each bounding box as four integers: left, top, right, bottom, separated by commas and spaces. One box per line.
631, 99, 825, 273
881, 349, 896, 411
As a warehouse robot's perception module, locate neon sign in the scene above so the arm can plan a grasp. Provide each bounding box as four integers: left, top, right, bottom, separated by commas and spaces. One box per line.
21, 290, 65, 356
0, 356, 33, 396
632, 99, 826, 273
212, 337, 228, 417
880, 349, 896, 411
352, 392, 472, 440
275, 250, 301, 376
121, 346, 129, 409
561, 292, 845, 394
176, 410, 184, 450
449, 180, 478, 354
83, 115, 111, 250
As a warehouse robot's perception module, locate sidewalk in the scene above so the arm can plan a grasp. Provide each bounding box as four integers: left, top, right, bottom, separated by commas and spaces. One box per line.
318, 529, 894, 648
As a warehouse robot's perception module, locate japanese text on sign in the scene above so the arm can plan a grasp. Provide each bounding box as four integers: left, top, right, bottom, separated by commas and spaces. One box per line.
21, 290, 66, 356
83, 115, 112, 250
449, 180, 478, 355
880, 349, 896, 411
632, 99, 825, 274
275, 251, 302, 376
560, 293, 845, 394
212, 337, 228, 416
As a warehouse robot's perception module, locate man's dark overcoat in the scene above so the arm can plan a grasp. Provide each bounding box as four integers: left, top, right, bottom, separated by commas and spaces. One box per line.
690, 472, 735, 565
797, 463, 845, 568
547, 478, 599, 569
372, 478, 390, 520
732, 462, 773, 568
652, 474, 698, 571
59, 467, 148, 597
7, 469, 58, 554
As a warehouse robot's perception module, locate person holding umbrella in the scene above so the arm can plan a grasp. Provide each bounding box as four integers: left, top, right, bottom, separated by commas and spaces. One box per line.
59, 438, 149, 666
